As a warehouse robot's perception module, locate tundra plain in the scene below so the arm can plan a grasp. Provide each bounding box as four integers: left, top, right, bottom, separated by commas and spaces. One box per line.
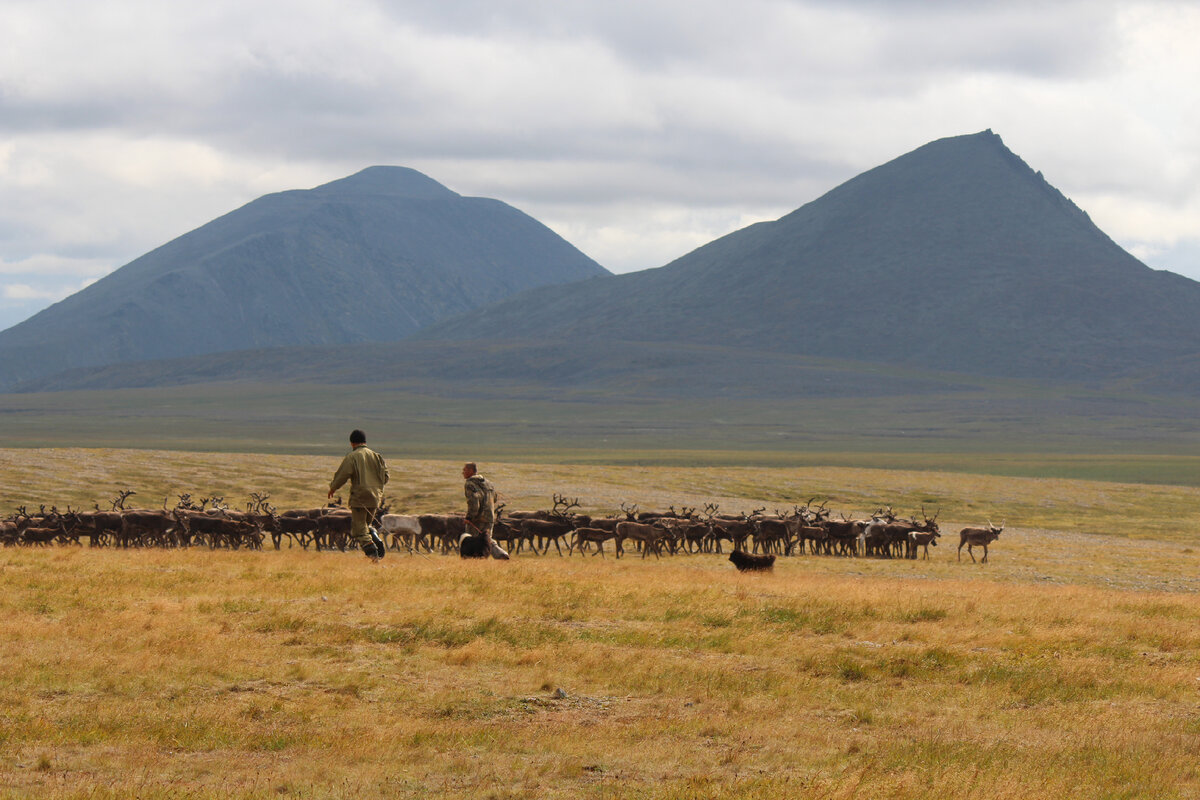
2, 449, 1200, 799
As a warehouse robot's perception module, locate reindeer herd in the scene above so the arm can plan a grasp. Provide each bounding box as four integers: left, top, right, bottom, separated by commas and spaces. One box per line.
0, 490, 1006, 563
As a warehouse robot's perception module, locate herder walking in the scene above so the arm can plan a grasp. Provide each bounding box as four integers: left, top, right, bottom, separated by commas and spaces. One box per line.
329, 429, 389, 561
462, 462, 509, 559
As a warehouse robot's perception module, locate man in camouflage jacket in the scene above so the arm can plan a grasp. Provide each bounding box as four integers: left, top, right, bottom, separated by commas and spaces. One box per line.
329, 429, 389, 560
462, 462, 508, 559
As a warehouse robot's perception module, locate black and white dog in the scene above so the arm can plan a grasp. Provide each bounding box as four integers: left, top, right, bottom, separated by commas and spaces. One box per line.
459, 533, 488, 559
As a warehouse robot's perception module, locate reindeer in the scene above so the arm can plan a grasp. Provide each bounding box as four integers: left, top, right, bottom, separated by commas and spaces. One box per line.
520, 517, 573, 555
315, 509, 355, 551
795, 523, 829, 555
908, 530, 940, 559
490, 518, 526, 555
518, 495, 580, 556
270, 512, 323, 549
67, 508, 124, 547
675, 521, 713, 554
379, 514, 427, 553
568, 526, 618, 556
707, 508, 759, 554
958, 521, 1004, 563
118, 510, 176, 548
860, 507, 935, 559
0, 516, 20, 547
905, 508, 941, 559
751, 509, 796, 555
820, 517, 866, 556
614, 519, 673, 559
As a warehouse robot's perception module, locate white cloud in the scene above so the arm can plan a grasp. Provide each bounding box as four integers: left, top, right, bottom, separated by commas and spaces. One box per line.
539, 204, 784, 274
0, 273, 102, 330
2, 283, 58, 301
0, 254, 113, 277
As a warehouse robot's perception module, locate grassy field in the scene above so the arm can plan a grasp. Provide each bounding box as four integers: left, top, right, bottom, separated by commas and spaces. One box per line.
3, 539, 1199, 798
2, 449, 1200, 798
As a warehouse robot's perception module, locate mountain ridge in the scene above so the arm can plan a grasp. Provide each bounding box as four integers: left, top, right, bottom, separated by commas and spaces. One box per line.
6, 131, 1200, 396
0, 166, 607, 390
414, 131, 1200, 384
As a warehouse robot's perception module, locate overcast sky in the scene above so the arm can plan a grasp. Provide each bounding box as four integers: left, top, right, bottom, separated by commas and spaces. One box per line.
2, 0, 1198, 331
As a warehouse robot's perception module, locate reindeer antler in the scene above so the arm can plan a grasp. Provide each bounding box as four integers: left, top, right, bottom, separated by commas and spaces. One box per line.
552, 494, 581, 517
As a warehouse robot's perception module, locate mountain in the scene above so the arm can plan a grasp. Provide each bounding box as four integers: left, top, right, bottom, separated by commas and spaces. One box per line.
9, 131, 1200, 398
417, 131, 1200, 385
0, 166, 607, 390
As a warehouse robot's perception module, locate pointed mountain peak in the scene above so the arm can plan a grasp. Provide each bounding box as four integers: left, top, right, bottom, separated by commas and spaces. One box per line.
423, 130, 1200, 386
797, 127, 1090, 236
915, 128, 1004, 153
310, 166, 460, 200
869, 129, 1023, 179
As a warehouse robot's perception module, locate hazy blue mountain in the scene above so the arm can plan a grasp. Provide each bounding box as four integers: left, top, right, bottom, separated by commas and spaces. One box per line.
0, 167, 607, 390
418, 131, 1200, 385
11, 131, 1200, 398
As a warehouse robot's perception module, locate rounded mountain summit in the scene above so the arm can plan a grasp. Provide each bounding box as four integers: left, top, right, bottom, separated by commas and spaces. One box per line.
0, 166, 607, 390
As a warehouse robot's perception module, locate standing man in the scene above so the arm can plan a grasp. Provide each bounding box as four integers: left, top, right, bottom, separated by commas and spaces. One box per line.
329, 429, 389, 561
462, 462, 509, 560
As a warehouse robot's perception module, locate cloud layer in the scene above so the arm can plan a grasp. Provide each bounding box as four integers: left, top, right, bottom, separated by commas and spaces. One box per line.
2, 0, 1198, 330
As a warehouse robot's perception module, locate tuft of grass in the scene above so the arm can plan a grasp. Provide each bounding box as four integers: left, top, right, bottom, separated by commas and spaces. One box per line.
895, 606, 950, 624
837, 660, 870, 682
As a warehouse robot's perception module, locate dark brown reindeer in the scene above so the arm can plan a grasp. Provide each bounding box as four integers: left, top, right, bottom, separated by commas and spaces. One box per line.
525, 494, 581, 556
819, 515, 867, 557
707, 507, 761, 555
751, 509, 795, 555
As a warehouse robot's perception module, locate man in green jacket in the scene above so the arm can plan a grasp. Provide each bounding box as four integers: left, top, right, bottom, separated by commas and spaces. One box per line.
329, 429, 389, 560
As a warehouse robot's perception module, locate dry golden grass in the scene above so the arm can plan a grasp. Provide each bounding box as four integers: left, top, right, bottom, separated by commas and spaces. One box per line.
2, 448, 1200, 798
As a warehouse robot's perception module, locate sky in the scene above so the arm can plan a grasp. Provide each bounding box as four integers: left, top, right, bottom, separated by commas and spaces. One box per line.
2, 0, 1198, 331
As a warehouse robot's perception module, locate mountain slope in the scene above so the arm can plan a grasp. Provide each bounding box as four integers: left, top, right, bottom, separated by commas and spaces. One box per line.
418, 131, 1200, 383
0, 167, 607, 390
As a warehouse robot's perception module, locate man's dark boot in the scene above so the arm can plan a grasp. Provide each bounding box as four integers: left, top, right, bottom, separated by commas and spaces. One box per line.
369, 528, 385, 559
361, 541, 378, 560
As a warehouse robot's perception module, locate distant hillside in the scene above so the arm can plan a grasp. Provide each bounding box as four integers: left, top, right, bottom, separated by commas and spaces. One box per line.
418, 131, 1200, 386
0, 167, 607, 390
13, 338, 979, 399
